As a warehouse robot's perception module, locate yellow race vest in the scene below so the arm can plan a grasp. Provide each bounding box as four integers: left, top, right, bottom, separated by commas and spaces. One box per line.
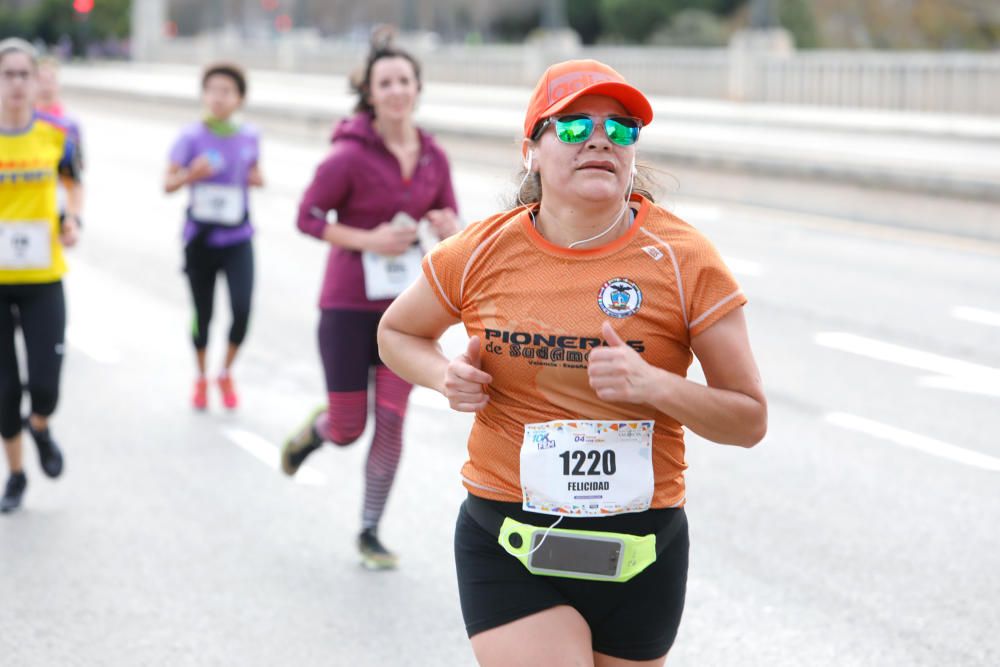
0, 113, 73, 284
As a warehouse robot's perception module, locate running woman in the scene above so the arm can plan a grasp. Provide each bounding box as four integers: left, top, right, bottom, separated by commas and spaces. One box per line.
378, 60, 767, 665
164, 63, 263, 411
1, 39, 83, 513
280, 42, 460, 569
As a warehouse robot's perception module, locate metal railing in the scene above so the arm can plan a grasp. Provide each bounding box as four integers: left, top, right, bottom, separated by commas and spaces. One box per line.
149, 39, 1000, 115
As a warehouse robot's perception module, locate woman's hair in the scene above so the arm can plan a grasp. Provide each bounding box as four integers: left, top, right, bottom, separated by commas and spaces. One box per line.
350, 39, 422, 115
0, 38, 39, 69
201, 62, 247, 98
508, 162, 659, 210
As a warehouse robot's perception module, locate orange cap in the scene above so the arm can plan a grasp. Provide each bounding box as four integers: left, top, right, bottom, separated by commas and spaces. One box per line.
523, 59, 653, 139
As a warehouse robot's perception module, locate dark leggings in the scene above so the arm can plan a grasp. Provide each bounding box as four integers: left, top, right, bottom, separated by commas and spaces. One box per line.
185, 240, 254, 350
0, 282, 66, 439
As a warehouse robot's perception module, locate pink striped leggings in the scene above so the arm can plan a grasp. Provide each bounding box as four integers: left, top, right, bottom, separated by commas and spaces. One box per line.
315, 309, 412, 530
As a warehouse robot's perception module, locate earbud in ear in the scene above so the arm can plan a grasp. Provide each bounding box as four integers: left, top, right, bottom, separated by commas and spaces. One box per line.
524, 150, 535, 171
631, 158, 637, 176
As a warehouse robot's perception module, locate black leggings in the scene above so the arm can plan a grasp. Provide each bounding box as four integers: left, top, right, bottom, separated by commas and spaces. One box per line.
0, 282, 66, 439
185, 240, 254, 350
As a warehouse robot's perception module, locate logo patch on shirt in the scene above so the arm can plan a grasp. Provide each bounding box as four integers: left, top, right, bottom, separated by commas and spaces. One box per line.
641, 245, 663, 261
598, 278, 642, 318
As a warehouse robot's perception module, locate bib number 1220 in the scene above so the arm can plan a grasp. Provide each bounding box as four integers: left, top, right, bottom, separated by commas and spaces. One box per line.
559, 450, 617, 476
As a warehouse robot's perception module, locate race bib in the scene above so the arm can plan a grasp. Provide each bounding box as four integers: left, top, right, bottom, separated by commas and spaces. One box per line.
0, 221, 52, 270
191, 184, 246, 226
361, 245, 423, 300
520, 420, 655, 517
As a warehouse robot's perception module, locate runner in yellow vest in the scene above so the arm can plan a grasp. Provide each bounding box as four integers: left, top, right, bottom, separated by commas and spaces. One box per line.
0, 38, 83, 513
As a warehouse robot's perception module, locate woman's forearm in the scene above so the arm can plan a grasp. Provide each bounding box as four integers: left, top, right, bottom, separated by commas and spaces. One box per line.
377, 327, 450, 394
63, 179, 83, 218
646, 369, 767, 447
320, 222, 370, 252
164, 168, 189, 193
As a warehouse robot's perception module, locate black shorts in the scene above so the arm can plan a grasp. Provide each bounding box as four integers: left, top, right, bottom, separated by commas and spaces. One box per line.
454, 495, 688, 662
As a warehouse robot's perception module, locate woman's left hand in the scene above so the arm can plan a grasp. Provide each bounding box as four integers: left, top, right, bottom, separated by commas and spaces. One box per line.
425, 208, 461, 239
587, 321, 662, 404
60, 216, 81, 248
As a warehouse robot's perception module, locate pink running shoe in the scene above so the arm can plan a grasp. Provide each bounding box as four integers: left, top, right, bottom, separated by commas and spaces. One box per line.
217, 375, 238, 410
192, 378, 208, 411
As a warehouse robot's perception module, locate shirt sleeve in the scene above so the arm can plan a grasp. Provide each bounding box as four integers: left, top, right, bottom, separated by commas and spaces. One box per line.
296, 145, 353, 239
686, 238, 747, 338
168, 131, 194, 167
421, 226, 472, 317
67, 118, 84, 171
57, 134, 81, 183
249, 129, 261, 166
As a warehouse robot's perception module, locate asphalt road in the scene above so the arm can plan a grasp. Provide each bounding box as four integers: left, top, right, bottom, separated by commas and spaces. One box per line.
1, 97, 998, 666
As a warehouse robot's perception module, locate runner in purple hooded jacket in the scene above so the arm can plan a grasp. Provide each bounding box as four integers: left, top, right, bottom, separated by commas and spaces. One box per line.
280, 43, 460, 569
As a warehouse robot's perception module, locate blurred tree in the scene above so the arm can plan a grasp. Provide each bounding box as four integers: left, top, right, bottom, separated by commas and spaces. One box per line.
489, 5, 542, 42
0, 7, 30, 38
600, 0, 741, 43
25, 0, 132, 55
599, 0, 677, 43
649, 8, 728, 47
567, 0, 603, 45
778, 0, 819, 48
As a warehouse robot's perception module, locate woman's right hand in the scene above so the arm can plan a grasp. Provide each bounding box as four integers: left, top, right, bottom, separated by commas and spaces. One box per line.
443, 337, 492, 412
366, 222, 418, 256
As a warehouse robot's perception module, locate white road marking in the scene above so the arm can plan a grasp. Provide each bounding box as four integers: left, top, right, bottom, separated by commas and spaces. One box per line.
221, 426, 326, 486
65, 324, 122, 365
952, 306, 1000, 328
826, 412, 1000, 472
814, 331, 1000, 397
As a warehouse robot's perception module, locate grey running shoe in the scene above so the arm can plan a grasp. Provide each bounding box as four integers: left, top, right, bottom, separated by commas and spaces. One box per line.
359, 528, 399, 570
280, 407, 325, 476
1, 472, 27, 514
25, 419, 63, 478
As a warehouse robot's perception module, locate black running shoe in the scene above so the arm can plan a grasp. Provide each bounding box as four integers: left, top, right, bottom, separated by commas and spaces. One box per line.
1, 472, 27, 514
280, 406, 325, 476
25, 419, 63, 479
358, 528, 399, 570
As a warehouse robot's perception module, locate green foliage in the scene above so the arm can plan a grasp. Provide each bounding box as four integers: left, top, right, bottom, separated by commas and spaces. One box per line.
0, 7, 30, 37
489, 6, 542, 42
2, 0, 131, 55
650, 9, 729, 47
91, 0, 132, 39
778, 0, 819, 48
599, 0, 741, 43
567, 0, 603, 45
599, 0, 676, 42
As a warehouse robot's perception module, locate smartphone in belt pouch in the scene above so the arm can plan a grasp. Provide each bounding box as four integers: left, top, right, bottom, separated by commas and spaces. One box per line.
528, 532, 625, 578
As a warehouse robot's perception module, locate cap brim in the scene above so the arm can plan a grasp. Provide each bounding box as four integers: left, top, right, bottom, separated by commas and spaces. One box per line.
542, 81, 654, 127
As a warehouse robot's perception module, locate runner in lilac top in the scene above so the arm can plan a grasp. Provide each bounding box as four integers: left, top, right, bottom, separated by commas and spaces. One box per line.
169, 122, 259, 247
281, 41, 461, 570
164, 63, 264, 412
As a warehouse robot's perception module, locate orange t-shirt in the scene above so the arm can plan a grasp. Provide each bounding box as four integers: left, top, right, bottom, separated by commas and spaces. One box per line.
422, 194, 746, 508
